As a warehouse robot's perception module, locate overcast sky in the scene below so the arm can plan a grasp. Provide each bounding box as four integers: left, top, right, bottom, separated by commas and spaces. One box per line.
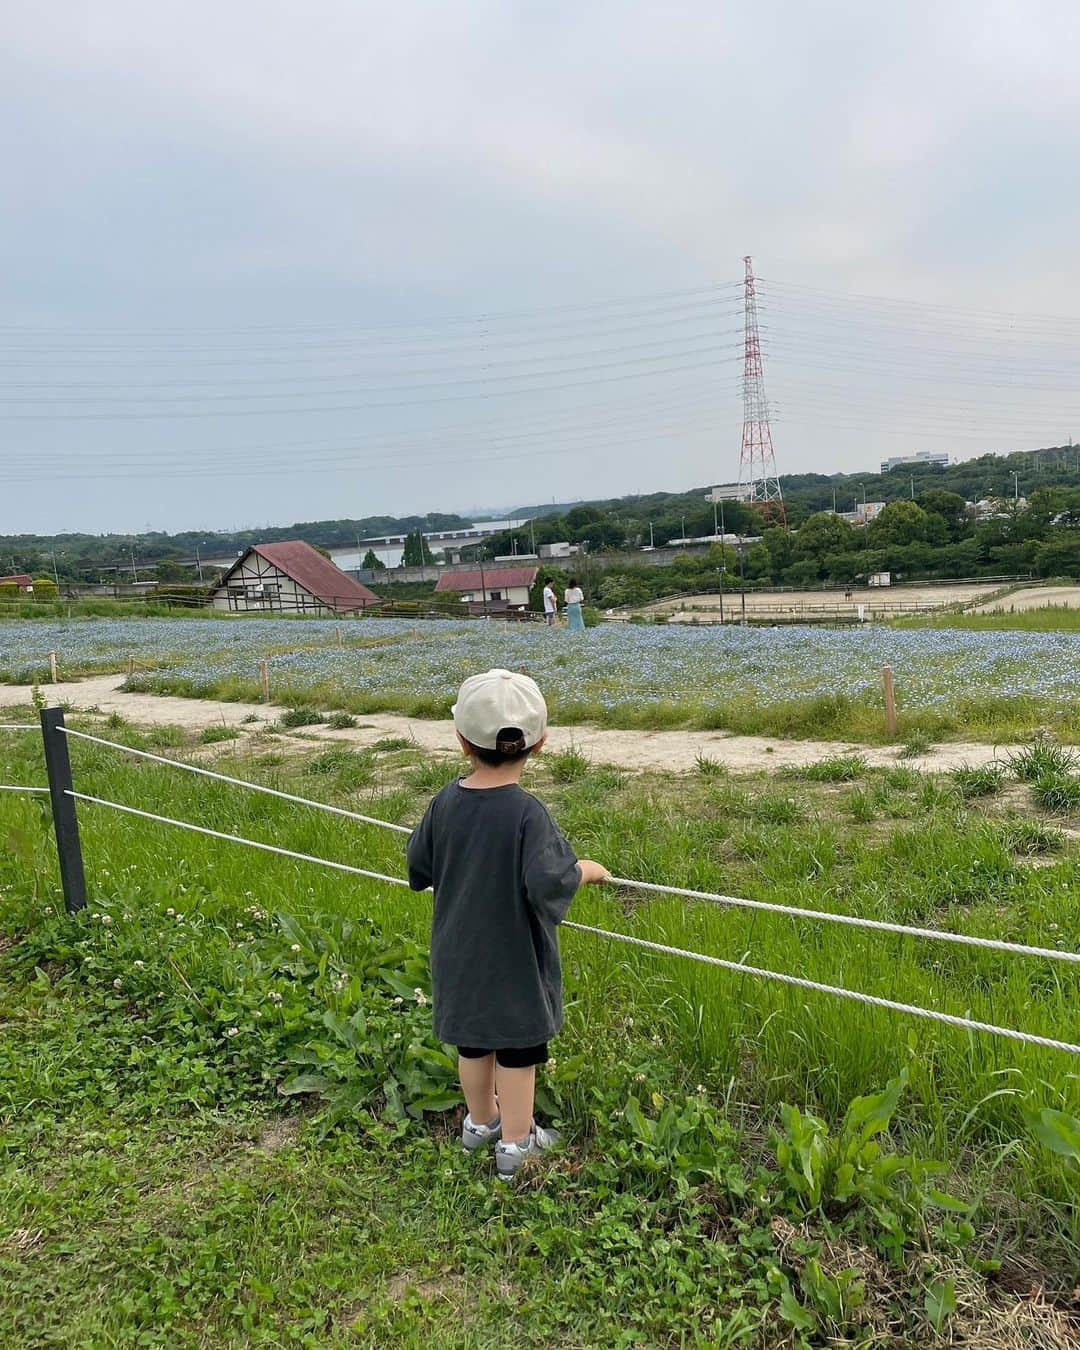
3, 1, 1079, 536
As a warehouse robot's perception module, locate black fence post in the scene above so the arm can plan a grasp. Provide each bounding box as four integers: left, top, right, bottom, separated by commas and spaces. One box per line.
40, 707, 87, 913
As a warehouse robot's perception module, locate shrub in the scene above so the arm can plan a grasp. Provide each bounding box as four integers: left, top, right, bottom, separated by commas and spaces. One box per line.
280, 708, 324, 728
327, 711, 357, 729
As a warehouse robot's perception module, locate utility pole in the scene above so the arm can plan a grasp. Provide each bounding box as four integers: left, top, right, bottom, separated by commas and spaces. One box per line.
738, 537, 747, 624
649, 520, 654, 548
910, 475, 915, 500
1012, 470, 1019, 504
681, 514, 686, 545
478, 555, 488, 618
51, 550, 60, 586
129, 548, 139, 583
713, 498, 718, 538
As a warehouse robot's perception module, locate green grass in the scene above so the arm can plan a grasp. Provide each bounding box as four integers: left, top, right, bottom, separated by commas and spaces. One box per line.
896, 605, 1080, 632
1, 720, 1078, 1344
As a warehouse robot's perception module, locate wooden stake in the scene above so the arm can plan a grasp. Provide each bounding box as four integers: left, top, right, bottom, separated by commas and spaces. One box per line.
127, 655, 135, 676
335, 626, 342, 646
49, 651, 58, 684
259, 660, 270, 702
882, 664, 897, 735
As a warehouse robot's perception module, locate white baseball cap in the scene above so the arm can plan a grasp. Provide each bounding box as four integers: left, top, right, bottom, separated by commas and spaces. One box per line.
452, 668, 547, 751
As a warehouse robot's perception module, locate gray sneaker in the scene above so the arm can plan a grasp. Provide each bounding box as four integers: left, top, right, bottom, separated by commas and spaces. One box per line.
495, 1123, 561, 1179
462, 1113, 501, 1152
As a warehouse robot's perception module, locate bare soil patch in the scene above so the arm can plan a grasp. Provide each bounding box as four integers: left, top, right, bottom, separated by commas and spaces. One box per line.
0, 674, 1016, 773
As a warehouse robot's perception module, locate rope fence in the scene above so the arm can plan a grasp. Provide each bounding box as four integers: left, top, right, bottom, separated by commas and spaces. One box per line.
0, 723, 48, 795
56, 727, 1080, 966
2, 710, 1076, 1057
66, 788, 1080, 1057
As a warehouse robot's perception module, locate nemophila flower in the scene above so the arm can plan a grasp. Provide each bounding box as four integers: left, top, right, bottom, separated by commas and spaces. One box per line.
100, 915, 112, 925
226, 1027, 239, 1038
133, 960, 145, 969
392, 996, 403, 1005
166, 907, 175, 916
43, 906, 53, 916
113, 978, 122, 989
269, 991, 283, 1004
413, 987, 428, 1005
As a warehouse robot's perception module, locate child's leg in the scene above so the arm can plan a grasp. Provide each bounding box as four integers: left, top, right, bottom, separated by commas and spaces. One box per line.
494, 1065, 535, 1144
458, 1052, 498, 1124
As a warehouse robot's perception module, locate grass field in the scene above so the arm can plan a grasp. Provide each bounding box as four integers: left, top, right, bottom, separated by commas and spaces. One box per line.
3, 614, 1080, 743
1, 709, 1078, 1345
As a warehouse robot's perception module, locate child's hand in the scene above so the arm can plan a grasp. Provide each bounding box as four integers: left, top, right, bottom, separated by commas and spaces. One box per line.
578, 859, 611, 885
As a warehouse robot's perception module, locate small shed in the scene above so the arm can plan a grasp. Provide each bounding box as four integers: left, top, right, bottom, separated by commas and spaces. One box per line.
210, 541, 380, 615
0, 574, 34, 592
435, 565, 538, 614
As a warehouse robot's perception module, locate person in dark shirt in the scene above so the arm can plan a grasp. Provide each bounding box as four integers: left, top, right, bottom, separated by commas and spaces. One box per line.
407, 668, 609, 1178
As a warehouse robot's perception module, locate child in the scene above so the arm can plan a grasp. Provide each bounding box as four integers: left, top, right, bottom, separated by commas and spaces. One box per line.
406, 668, 609, 1177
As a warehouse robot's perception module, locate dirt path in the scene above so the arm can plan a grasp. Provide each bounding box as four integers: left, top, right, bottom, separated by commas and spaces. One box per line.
0, 674, 1015, 773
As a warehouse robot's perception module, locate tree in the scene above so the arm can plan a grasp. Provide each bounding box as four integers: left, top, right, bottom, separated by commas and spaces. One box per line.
402, 530, 434, 566
1034, 532, 1080, 578
918, 489, 967, 538
792, 512, 856, 562
866, 500, 930, 547
362, 549, 386, 571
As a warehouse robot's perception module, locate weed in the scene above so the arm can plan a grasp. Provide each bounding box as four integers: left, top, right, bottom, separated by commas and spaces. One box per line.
899, 731, 933, 759
327, 711, 357, 729
1008, 741, 1079, 782
880, 765, 921, 790
304, 747, 376, 789
198, 724, 240, 744
789, 754, 867, 782
996, 817, 1064, 855
843, 787, 877, 823
241, 712, 261, 724
694, 752, 727, 778
949, 763, 1005, 798
748, 791, 802, 825
548, 744, 590, 783
406, 756, 463, 793
1032, 771, 1080, 813
373, 736, 414, 752
279, 708, 324, 728
143, 724, 185, 748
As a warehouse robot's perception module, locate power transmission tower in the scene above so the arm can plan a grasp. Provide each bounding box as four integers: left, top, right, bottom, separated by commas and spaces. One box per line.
737, 255, 786, 525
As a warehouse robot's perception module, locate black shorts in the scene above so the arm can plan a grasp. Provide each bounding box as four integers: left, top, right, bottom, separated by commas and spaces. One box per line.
457, 1043, 549, 1068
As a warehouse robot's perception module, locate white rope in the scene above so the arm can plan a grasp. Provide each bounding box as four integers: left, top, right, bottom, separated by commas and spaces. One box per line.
0, 784, 49, 794
0, 725, 37, 731
54, 724, 1080, 967
59, 726, 412, 833
52, 734, 1080, 966
561, 922, 1080, 1056
66, 792, 409, 886
69, 788, 1080, 1056
604, 875, 1080, 966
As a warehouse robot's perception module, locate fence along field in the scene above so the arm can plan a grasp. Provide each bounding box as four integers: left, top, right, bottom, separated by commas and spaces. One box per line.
2, 697, 1080, 1340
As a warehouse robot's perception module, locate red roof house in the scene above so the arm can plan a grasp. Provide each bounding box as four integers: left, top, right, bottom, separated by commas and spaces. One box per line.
210, 541, 380, 615
0, 574, 34, 591
435, 566, 537, 611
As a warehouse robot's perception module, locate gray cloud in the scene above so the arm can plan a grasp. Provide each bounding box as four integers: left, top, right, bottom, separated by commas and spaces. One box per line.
2, 0, 1078, 533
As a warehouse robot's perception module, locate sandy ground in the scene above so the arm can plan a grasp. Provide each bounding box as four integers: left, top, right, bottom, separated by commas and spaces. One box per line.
0, 673, 1010, 773
639, 582, 1003, 621
968, 584, 1080, 613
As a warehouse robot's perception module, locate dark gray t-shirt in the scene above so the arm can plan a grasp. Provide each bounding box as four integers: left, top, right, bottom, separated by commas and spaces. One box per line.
406, 780, 581, 1047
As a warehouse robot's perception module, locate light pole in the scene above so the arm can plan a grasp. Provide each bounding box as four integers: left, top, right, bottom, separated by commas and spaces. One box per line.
1012, 471, 1020, 503
738, 537, 747, 624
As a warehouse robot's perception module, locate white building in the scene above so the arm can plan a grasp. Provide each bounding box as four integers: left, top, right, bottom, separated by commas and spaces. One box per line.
705, 483, 754, 504
880, 451, 950, 474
